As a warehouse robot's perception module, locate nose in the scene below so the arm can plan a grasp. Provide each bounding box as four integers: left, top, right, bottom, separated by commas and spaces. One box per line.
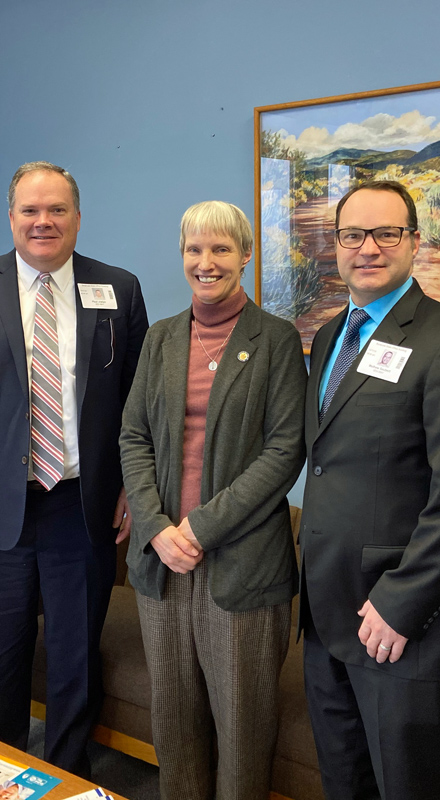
359, 231, 381, 255
34, 210, 52, 227
199, 249, 213, 270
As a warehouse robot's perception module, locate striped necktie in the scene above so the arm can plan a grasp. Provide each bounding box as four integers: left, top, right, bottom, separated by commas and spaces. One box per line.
319, 308, 370, 424
31, 272, 64, 489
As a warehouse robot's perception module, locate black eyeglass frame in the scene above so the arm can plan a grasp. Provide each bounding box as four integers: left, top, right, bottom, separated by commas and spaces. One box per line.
335, 226, 416, 249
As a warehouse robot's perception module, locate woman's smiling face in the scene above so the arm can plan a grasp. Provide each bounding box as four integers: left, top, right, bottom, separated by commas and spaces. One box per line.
183, 230, 251, 304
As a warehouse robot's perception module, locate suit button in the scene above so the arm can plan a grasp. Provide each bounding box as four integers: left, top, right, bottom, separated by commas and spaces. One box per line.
314, 466, 323, 476
423, 624, 429, 630
22, 456, 28, 465
433, 611, 439, 618
428, 617, 434, 624
25, 412, 29, 420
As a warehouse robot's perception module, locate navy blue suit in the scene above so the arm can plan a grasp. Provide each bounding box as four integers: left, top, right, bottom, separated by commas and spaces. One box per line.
0, 250, 148, 774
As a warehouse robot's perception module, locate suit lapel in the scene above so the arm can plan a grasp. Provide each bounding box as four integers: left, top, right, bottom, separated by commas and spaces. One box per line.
162, 309, 192, 467
204, 301, 259, 451
73, 253, 97, 420
315, 281, 423, 438
308, 307, 347, 432
0, 251, 28, 399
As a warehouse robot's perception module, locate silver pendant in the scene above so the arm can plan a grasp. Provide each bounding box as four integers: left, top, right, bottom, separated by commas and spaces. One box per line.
208, 360, 218, 371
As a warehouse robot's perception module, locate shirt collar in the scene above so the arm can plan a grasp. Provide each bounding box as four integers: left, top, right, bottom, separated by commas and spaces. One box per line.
15, 251, 74, 293
348, 276, 413, 324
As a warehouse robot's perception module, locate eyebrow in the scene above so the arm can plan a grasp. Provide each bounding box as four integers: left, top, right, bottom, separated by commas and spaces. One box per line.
20, 202, 69, 209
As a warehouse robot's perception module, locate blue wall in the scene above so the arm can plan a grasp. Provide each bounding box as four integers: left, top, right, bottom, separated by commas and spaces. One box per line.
1, 0, 438, 503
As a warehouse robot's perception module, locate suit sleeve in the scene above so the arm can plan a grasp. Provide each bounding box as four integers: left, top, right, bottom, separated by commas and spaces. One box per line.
188, 325, 307, 549
369, 347, 440, 639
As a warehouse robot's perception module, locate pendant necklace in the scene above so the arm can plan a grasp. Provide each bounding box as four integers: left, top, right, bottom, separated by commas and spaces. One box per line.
194, 318, 237, 371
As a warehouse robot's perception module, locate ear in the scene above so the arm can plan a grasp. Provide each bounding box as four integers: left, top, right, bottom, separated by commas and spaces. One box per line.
411, 230, 420, 258
242, 248, 252, 266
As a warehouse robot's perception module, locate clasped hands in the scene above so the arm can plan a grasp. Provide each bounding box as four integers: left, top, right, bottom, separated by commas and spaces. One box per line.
151, 531, 412, 661
151, 516, 203, 573
358, 599, 408, 664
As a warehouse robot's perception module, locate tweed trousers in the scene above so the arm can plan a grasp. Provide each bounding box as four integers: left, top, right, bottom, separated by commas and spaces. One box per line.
136, 557, 291, 800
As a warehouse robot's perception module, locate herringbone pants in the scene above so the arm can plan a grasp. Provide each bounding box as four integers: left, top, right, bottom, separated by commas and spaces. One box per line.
136, 558, 291, 800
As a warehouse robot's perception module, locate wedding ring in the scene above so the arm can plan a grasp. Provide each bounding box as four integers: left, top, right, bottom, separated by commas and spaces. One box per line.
379, 643, 392, 651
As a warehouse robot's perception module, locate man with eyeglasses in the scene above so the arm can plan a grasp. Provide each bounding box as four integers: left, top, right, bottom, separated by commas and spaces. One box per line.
299, 180, 440, 800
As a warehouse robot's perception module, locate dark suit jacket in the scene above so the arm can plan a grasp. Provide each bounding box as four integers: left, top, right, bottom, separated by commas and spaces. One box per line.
299, 279, 440, 680
120, 297, 307, 612
0, 249, 148, 550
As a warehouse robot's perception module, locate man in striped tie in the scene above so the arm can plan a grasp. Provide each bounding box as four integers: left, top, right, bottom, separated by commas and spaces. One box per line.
298, 180, 440, 800
0, 162, 148, 777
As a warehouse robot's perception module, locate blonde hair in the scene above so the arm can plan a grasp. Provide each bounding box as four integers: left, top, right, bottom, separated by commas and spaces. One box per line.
180, 201, 253, 257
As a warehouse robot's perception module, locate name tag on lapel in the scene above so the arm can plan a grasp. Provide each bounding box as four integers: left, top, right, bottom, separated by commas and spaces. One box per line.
357, 339, 412, 383
78, 284, 118, 309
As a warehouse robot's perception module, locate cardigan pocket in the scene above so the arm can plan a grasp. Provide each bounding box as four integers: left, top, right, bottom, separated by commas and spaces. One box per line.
237, 513, 294, 591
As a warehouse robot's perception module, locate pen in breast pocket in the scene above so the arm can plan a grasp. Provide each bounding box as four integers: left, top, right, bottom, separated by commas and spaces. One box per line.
103, 318, 115, 369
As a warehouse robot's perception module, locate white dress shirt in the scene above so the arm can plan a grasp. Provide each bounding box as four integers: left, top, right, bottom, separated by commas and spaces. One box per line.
16, 252, 80, 479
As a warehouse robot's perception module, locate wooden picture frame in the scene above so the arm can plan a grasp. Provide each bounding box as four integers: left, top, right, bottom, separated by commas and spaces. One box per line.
254, 80, 440, 352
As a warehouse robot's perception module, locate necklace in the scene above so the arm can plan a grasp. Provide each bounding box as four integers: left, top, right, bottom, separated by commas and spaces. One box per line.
193, 317, 237, 371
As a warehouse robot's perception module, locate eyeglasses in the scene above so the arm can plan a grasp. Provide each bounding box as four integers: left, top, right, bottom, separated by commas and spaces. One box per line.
336, 226, 415, 249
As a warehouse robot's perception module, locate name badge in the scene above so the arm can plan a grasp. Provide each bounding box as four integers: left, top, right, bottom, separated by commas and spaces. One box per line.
78, 284, 118, 309
357, 339, 412, 383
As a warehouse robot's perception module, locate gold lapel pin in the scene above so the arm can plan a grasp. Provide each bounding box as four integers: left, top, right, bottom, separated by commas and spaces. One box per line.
237, 351, 250, 362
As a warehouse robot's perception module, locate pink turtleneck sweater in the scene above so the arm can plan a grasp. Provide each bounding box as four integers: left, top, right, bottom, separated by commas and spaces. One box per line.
179, 287, 247, 521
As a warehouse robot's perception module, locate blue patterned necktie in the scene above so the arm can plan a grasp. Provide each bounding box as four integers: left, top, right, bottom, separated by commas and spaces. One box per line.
319, 308, 370, 424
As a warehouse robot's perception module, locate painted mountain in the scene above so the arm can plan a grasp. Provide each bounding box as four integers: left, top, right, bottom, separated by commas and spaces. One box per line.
406, 140, 440, 164
306, 141, 440, 172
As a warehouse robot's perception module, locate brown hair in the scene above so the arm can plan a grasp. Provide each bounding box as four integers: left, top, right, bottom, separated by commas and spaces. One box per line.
335, 180, 418, 232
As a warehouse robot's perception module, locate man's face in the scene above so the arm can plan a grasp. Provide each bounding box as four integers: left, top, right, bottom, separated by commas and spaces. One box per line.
336, 189, 420, 307
9, 170, 81, 272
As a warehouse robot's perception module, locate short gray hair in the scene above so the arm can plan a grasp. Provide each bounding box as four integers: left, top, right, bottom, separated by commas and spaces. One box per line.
180, 201, 253, 257
8, 161, 80, 212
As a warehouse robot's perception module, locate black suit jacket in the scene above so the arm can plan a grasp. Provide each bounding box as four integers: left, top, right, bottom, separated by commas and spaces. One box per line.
299, 280, 440, 680
0, 249, 148, 550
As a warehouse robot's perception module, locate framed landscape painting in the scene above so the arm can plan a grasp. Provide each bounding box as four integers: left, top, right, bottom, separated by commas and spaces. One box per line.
254, 80, 440, 352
